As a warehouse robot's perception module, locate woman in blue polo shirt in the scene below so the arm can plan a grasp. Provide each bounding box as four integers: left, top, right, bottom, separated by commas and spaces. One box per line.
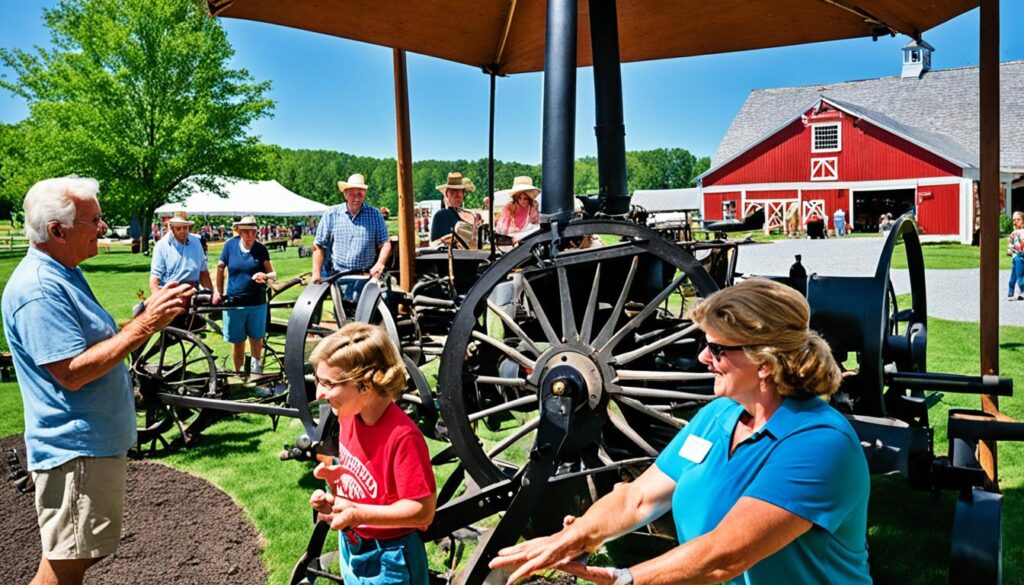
491, 278, 871, 585
213, 216, 275, 374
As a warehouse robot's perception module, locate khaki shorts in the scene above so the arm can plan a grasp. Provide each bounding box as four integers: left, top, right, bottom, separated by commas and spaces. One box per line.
33, 455, 128, 560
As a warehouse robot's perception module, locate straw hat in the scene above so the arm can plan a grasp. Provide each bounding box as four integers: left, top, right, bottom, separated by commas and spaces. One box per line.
337, 173, 369, 192
168, 211, 192, 226
508, 176, 540, 200
436, 172, 476, 194
232, 215, 258, 230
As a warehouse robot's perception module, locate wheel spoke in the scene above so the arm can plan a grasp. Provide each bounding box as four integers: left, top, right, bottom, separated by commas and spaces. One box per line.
607, 408, 659, 457
556, 265, 579, 342
593, 256, 639, 348
486, 416, 540, 458
615, 370, 714, 382
613, 385, 716, 401
613, 395, 686, 428
612, 323, 700, 366
472, 375, 530, 388
467, 395, 536, 423
471, 331, 537, 370
486, 299, 543, 357
520, 274, 560, 345
599, 271, 691, 354
579, 263, 602, 345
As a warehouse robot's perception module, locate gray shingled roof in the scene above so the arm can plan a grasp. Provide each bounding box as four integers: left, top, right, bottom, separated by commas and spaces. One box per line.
712, 60, 1024, 173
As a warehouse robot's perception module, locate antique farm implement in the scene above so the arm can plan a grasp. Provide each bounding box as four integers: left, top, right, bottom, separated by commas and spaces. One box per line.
130, 273, 310, 455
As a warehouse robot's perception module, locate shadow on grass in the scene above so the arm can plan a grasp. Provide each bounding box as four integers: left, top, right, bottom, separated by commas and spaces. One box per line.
143, 427, 267, 461
868, 475, 1022, 584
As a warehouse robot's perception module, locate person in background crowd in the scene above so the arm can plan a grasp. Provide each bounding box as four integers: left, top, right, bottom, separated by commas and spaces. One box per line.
308, 323, 436, 585
833, 207, 847, 237
430, 172, 481, 246
312, 173, 391, 283
1007, 211, 1024, 301
491, 278, 871, 585
2, 176, 192, 585
495, 176, 541, 240
149, 211, 213, 295
214, 215, 275, 374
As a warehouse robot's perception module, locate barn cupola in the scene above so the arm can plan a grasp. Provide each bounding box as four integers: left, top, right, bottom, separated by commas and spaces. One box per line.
901, 39, 934, 79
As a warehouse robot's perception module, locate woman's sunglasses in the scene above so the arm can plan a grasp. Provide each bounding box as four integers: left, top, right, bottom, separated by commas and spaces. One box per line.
698, 340, 748, 359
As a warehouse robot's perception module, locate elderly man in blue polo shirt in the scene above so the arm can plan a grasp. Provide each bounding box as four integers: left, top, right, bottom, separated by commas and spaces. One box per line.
311, 173, 391, 283
1, 177, 193, 585
149, 211, 213, 294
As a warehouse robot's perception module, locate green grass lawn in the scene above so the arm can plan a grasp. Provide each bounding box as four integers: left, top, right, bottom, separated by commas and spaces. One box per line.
1, 243, 1023, 583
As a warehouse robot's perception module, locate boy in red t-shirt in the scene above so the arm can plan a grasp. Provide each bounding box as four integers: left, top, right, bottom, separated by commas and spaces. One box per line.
308, 323, 436, 584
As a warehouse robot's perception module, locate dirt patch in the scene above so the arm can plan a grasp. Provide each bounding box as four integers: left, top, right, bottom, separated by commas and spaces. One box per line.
0, 434, 267, 584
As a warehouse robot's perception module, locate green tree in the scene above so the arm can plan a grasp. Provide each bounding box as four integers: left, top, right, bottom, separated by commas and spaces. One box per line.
0, 0, 273, 251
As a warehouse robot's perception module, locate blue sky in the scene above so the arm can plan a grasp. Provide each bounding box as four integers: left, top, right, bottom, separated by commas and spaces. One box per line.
2, 2, 1022, 164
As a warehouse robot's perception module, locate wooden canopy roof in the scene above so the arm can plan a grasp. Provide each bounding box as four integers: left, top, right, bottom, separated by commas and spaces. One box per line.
206, 0, 977, 75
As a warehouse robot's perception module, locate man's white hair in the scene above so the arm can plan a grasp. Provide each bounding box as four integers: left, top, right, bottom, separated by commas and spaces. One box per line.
23, 176, 100, 244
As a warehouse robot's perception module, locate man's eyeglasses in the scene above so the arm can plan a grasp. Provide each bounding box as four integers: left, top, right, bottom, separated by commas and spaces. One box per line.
699, 340, 748, 360
73, 214, 105, 227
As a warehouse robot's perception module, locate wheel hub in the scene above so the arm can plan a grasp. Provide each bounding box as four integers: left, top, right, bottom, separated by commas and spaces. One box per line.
532, 346, 607, 410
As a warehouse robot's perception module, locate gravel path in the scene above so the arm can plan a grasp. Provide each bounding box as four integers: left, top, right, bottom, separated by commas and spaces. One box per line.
732, 236, 1024, 326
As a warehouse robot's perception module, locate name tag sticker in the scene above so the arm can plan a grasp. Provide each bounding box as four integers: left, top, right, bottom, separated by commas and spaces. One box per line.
679, 435, 713, 464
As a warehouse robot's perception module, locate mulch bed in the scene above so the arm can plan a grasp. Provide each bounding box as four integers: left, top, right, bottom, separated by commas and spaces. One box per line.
0, 434, 267, 584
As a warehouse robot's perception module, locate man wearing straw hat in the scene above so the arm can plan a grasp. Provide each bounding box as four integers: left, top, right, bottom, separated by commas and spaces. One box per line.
149, 211, 213, 295
312, 173, 391, 283
430, 171, 481, 246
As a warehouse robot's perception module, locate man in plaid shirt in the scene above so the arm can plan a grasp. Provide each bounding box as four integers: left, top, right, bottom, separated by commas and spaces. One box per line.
312, 173, 391, 283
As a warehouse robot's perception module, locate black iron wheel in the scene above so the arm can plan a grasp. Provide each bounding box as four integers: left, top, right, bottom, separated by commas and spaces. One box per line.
438, 220, 720, 490
131, 327, 220, 455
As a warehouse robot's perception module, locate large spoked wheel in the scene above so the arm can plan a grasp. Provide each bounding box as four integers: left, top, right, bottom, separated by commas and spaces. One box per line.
132, 327, 220, 456
438, 221, 720, 495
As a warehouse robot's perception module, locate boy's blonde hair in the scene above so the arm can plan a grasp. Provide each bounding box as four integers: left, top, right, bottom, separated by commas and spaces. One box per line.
309, 322, 407, 399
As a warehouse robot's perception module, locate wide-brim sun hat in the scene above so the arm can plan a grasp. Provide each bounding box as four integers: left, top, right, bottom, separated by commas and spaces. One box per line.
232, 215, 258, 230
338, 173, 369, 192
168, 212, 192, 226
508, 176, 540, 200
436, 171, 475, 194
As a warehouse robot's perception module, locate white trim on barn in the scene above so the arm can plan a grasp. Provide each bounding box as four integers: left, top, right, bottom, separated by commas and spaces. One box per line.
702, 176, 964, 193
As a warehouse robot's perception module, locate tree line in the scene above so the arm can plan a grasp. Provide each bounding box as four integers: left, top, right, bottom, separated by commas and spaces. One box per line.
262, 146, 711, 213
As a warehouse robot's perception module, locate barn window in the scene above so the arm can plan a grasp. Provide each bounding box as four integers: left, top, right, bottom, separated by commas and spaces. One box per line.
810, 157, 838, 181
812, 123, 841, 152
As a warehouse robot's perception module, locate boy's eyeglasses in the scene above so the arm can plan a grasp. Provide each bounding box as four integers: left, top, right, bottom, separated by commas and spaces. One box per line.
699, 340, 748, 359
313, 374, 350, 391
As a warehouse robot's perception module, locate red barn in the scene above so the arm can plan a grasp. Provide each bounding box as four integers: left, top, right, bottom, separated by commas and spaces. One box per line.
698, 49, 1024, 243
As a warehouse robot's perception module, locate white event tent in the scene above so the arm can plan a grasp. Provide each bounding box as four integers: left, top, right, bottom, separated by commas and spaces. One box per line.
155, 177, 329, 218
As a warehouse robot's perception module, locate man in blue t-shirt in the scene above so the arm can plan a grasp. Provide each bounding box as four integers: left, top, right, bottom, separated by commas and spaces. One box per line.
312, 173, 391, 283
2, 177, 193, 584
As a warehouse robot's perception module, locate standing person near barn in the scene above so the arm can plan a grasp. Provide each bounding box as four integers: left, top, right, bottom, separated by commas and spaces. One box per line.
311, 173, 391, 283
833, 207, 847, 237
1007, 211, 1024, 301
307, 323, 437, 585
2, 176, 193, 585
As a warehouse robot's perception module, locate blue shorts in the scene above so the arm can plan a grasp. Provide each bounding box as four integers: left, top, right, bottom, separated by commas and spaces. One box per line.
222, 304, 267, 343
339, 531, 429, 585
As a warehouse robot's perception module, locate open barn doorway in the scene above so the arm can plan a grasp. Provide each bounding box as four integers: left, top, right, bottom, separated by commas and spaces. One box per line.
852, 188, 916, 232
